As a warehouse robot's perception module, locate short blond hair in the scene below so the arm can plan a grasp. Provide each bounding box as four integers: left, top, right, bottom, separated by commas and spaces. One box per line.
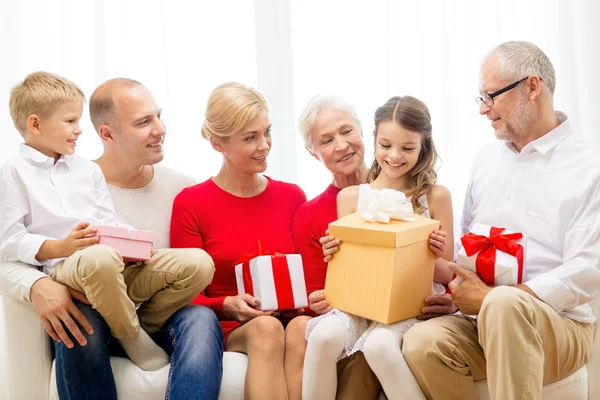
9, 71, 86, 135
201, 82, 268, 140
89, 78, 142, 132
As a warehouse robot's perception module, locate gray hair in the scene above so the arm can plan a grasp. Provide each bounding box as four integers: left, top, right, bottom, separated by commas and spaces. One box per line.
298, 95, 362, 149
482, 41, 556, 95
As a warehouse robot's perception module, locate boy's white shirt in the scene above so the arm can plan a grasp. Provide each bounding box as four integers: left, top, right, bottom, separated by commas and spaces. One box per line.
0, 144, 120, 279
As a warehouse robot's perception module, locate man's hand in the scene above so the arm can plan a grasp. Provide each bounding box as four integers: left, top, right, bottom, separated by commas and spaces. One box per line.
308, 289, 332, 315
417, 293, 458, 320
223, 294, 276, 324
30, 278, 94, 348
448, 263, 492, 315
320, 230, 340, 263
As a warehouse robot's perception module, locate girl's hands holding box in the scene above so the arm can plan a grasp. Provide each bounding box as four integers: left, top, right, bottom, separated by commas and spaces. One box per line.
429, 225, 447, 259
320, 229, 340, 262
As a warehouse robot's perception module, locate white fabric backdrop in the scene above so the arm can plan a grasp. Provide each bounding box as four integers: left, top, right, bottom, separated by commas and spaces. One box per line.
1, 0, 599, 235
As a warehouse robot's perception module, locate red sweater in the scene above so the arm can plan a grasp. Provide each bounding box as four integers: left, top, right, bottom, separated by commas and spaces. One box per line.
170, 177, 306, 324
292, 184, 340, 312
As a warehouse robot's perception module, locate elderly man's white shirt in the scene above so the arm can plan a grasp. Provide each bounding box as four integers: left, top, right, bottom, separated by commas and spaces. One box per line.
0, 144, 119, 300
462, 112, 600, 323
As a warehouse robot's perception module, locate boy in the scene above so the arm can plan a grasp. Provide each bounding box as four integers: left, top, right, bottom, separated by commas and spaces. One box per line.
0, 72, 214, 371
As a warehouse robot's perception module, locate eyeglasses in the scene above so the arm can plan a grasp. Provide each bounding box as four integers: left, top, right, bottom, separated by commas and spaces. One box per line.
476, 76, 530, 107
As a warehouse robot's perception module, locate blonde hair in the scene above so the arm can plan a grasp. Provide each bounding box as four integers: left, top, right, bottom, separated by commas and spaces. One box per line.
9, 71, 86, 135
298, 95, 362, 149
366, 96, 439, 214
201, 82, 268, 140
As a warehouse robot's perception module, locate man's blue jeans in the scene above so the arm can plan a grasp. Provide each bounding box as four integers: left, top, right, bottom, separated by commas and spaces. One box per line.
54, 302, 224, 400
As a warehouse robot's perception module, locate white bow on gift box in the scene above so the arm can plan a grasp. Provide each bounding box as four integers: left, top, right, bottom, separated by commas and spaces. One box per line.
357, 184, 415, 223
457, 223, 527, 286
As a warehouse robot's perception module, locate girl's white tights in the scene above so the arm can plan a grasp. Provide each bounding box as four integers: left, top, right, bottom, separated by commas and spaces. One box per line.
362, 325, 426, 400
302, 314, 347, 400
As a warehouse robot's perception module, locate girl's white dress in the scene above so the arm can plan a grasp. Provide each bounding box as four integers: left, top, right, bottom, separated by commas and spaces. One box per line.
305, 193, 445, 359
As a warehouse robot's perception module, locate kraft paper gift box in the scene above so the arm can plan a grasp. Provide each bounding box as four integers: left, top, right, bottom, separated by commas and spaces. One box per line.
324, 212, 440, 324
235, 253, 308, 311
93, 225, 154, 262
457, 223, 527, 286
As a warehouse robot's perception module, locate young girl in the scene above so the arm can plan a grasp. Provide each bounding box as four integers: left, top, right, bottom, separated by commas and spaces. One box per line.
302, 96, 454, 400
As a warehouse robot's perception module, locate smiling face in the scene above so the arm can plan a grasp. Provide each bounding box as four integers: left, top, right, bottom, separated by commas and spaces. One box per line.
216, 110, 272, 174
33, 100, 83, 161
479, 56, 534, 143
374, 120, 422, 180
309, 107, 365, 177
111, 85, 166, 166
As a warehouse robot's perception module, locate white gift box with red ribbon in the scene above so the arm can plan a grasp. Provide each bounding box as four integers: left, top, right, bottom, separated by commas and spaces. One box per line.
457, 223, 527, 286
235, 254, 308, 311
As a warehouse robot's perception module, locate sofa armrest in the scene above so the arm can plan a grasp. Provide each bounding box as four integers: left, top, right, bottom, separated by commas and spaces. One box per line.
589, 296, 600, 400
0, 293, 53, 400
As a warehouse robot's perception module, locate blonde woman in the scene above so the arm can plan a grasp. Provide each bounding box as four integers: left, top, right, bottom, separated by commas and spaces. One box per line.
170, 82, 309, 400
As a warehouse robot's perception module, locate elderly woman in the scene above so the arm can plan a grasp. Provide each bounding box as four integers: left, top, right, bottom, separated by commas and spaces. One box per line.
170, 82, 309, 400
292, 96, 381, 399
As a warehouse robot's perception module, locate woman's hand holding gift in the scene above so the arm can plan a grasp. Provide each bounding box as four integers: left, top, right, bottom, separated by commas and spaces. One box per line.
223, 294, 275, 324
429, 225, 447, 259
308, 289, 332, 315
417, 293, 458, 320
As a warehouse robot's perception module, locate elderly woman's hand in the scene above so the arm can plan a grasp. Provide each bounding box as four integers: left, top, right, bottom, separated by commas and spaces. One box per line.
308, 289, 332, 315
320, 230, 341, 262
417, 293, 457, 320
223, 294, 276, 324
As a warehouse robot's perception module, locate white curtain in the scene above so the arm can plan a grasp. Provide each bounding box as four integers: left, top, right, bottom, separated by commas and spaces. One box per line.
1, 0, 599, 234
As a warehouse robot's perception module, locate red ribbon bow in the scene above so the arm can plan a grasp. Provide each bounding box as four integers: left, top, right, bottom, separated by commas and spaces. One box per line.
234, 240, 296, 310
460, 227, 524, 286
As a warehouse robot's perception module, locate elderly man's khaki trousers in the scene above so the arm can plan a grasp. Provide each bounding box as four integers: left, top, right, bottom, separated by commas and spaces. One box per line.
402, 286, 594, 400
53, 244, 215, 338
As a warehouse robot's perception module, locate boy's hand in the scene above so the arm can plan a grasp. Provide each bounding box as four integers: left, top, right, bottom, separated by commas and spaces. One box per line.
30, 278, 94, 348
58, 222, 100, 258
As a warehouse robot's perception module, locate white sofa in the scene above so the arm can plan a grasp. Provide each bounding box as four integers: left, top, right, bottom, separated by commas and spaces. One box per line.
1, 293, 598, 400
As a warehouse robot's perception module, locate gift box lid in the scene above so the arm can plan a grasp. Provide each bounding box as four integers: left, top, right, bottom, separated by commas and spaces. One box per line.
95, 225, 154, 243
328, 212, 439, 248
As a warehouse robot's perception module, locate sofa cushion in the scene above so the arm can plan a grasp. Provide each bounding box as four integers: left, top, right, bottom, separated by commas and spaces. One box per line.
49, 352, 247, 400
474, 366, 588, 400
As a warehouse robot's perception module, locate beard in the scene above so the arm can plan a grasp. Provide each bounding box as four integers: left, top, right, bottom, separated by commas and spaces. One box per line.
494, 94, 534, 144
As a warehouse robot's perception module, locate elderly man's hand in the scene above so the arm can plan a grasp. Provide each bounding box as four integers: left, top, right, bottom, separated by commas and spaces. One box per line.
448, 263, 492, 315
417, 293, 458, 320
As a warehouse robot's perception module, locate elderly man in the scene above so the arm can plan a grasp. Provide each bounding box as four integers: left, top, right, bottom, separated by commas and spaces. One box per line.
402, 41, 600, 400
48, 78, 223, 400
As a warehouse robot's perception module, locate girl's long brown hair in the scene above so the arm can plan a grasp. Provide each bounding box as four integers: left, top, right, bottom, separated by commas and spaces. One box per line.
366, 96, 439, 214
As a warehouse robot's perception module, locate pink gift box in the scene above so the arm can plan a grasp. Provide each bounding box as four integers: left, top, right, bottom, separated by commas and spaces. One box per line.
93, 225, 154, 262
